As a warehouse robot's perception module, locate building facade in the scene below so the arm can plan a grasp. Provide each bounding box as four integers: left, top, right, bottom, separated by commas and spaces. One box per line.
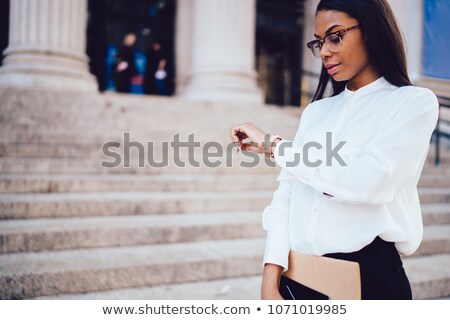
0, 0, 449, 104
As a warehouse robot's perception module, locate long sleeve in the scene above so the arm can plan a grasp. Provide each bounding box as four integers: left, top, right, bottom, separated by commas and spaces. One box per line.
262, 175, 292, 271
273, 88, 439, 205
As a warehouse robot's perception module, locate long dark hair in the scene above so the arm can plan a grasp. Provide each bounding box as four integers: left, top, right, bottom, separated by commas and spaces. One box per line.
312, 0, 412, 102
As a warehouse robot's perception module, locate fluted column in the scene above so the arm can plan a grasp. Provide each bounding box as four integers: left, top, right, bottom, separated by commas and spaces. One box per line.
0, 0, 97, 92
387, 0, 423, 83
182, 0, 263, 104
301, 0, 322, 106
175, 0, 194, 96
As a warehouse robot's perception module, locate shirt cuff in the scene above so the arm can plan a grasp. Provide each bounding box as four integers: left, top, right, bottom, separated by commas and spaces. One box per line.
273, 139, 318, 185
262, 223, 290, 272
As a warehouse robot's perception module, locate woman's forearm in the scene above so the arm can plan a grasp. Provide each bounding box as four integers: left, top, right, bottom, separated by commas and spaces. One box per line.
261, 263, 284, 299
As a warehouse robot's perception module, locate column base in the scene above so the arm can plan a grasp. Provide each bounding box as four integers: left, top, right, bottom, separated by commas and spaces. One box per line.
0, 51, 98, 92
0, 72, 98, 92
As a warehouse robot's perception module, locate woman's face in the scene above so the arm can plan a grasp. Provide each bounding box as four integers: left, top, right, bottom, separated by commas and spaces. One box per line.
314, 10, 379, 89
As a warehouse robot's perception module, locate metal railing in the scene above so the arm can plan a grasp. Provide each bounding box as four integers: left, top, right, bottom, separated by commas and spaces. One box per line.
432, 97, 450, 166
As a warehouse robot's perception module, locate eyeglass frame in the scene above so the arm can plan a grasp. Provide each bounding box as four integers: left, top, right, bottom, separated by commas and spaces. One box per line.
306, 24, 360, 57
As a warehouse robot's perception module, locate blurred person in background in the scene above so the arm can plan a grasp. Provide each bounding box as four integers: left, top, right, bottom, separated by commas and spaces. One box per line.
115, 33, 137, 93
143, 41, 168, 96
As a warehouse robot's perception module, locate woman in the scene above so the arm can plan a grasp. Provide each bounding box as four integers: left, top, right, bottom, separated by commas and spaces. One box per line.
231, 0, 439, 300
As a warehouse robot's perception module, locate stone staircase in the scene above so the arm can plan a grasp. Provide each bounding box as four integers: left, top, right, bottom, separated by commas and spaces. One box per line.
0, 88, 449, 300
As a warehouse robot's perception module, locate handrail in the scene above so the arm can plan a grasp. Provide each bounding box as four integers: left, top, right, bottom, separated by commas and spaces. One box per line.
433, 96, 450, 166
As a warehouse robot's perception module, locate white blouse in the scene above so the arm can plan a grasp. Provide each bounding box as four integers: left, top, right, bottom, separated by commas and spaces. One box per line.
262, 76, 439, 271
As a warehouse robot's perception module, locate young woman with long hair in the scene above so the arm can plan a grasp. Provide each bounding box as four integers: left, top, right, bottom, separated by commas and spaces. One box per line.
231, 0, 439, 299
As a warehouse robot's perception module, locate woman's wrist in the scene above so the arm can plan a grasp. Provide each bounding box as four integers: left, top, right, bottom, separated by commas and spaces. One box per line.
262, 263, 283, 287
269, 137, 283, 159
263, 133, 283, 159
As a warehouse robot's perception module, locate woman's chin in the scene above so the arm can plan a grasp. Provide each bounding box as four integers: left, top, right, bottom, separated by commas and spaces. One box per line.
331, 73, 348, 82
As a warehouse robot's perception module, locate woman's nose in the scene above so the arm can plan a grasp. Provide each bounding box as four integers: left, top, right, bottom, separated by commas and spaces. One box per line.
319, 44, 333, 59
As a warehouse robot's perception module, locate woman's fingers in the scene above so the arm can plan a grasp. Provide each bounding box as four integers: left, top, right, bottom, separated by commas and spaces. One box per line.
231, 122, 267, 155
231, 122, 258, 142
231, 125, 248, 143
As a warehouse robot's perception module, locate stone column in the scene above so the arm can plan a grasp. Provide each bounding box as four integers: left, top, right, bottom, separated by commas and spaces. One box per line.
174, 0, 194, 96
387, 0, 423, 83
0, 0, 97, 92
182, 0, 263, 105
301, 0, 323, 106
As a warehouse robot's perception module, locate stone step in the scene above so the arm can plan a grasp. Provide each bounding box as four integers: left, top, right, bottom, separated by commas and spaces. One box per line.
36, 276, 262, 300
413, 225, 450, 257
1, 156, 448, 176
0, 154, 450, 175
0, 211, 264, 253
424, 149, 450, 165
1, 238, 449, 300
0, 173, 279, 193
0, 89, 104, 114
0, 139, 248, 158
36, 252, 450, 300
0, 120, 257, 139
0, 143, 104, 158
418, 174, 450, 187
0, 191, 272, 219
0, 238, 266, 299
0, 128, 444, 159
1, 172, 449, 194
421, 204, 450, 225
0, 130, 112, 145
0, 88, 301, 119
0, 91, 301, 148
425, 159, 450, 167
2, 137, 445, 162
0, 210, 447, 254
422, 162, 450, 173
0, 157, 280, 175
0, 128, 223, 145
403, 254, 450, 299
2, 187, 449, 220
418, 188, 450, 204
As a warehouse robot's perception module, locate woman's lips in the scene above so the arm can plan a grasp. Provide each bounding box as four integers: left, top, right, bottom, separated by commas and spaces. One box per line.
326, 64, 340, 75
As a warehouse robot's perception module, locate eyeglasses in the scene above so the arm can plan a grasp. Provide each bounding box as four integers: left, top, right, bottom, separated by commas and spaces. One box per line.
306, 25, 360, 58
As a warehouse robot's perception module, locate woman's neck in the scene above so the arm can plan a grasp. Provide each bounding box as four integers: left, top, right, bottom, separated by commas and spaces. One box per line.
347, 64, 381, 91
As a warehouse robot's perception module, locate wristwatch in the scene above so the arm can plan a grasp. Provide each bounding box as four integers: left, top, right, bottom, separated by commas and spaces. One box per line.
264, 133, 283, 159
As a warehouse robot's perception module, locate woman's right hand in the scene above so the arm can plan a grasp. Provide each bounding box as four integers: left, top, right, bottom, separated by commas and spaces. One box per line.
261, 288, 284, 300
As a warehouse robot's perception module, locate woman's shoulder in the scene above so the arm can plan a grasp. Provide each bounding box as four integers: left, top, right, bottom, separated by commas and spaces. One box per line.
390, 84, 439, 117
393, 84, 438, 101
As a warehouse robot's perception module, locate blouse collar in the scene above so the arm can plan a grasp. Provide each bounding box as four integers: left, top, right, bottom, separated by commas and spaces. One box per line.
343, 76, 390, 99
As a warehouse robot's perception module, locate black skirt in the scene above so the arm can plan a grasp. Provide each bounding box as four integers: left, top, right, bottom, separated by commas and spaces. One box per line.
280, 237, 413, 300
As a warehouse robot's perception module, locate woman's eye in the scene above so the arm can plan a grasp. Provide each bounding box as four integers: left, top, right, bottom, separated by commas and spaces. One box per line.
329, 36, 341, 44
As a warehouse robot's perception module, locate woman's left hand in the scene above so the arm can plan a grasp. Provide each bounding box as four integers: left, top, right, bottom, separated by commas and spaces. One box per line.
230, 122, 267, 154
